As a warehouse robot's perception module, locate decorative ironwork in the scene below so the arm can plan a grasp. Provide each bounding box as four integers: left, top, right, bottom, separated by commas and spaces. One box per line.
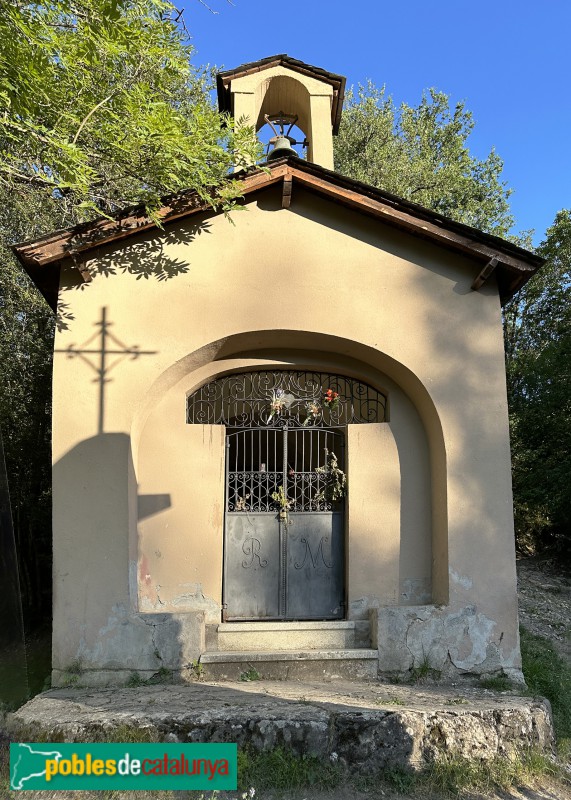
221, 375, 351, 620
188, 370, 387, 429
226, 428, 344, 513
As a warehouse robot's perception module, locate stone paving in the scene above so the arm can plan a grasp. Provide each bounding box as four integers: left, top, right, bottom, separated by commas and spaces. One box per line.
8, 679, 555, 773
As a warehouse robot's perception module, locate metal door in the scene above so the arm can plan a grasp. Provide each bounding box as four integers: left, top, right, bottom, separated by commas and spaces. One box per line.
223, 426, 345, 620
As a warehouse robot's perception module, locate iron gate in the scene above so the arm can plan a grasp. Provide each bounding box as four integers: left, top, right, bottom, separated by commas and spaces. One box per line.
223, 426, 345, 620
186, 369, 387, 622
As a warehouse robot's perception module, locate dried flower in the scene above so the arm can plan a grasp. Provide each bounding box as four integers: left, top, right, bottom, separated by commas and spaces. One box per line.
303, 399, 322, 426
267, 389, 286, 422
315, 450, 346, 504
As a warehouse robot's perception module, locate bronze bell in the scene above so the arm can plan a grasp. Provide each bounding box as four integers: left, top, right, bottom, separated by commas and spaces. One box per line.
268, 136, 297, 161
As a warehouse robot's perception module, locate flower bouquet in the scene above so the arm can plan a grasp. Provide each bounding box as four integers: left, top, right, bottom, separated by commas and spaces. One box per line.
323, 388, 340, 411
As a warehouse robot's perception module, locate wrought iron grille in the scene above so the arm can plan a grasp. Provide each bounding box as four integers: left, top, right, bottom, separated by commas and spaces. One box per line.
187, 370, 386, 429
226, 428, 344, 512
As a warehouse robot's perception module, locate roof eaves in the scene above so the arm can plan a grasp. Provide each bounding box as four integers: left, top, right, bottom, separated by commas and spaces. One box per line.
280, 157, 543, 275
13, 156, 542, 308
12, 164, 286, 267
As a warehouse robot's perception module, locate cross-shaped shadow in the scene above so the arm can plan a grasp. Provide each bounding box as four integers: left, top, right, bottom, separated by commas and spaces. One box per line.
55, 307, 157, 434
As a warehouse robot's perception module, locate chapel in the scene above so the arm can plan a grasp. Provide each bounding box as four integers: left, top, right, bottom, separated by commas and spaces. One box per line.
14, 55, 542, 686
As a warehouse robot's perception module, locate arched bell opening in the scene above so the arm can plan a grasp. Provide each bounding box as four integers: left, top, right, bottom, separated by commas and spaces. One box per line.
254, 75, 312, 137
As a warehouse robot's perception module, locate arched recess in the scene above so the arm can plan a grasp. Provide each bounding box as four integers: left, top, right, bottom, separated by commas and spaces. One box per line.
254, 75, 311, 138
132, 330, 448, 623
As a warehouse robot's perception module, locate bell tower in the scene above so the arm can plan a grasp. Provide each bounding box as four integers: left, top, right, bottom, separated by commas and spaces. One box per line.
217, 55, 346, 170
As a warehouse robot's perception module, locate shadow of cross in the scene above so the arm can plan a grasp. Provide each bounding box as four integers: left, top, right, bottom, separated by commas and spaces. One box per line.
55, 306, 157, 434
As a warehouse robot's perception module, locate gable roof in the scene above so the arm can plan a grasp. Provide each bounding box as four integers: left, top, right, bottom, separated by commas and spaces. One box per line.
13, 155, 543, 311
216, 54, 346, 134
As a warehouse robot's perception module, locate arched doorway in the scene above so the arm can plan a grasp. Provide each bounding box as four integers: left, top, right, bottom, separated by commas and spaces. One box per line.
187, 370, 387, 621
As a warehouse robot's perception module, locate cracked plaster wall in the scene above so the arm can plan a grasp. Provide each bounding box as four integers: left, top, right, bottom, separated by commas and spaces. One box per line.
52, 607, 205, 687
373, 605, 524, 681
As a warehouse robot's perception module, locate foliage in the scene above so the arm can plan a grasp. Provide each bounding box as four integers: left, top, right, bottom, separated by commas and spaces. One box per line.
302, 388, 340, 426
373, 695, 405, 706
0, 0, 260, 624
314, 450, 346, 504
479, 675, 515, 691
406, 654, 442, 684
126, 672, 146, 687
105, 724, 154, 743
0, 0, 260, 221
146, 666, 173, 683
0, 191, 59, 619
237, 747, 342, 792
1, 1, 566, 624
236, 744, 564, 798
239, 667, 261, 682
420, 751, 562, 797
267, 389, 289, 423
270, 484, 290, 512
332, 80, 569, 556
504, 211, 571, 554
334, 82, 514, 236
189, 658, 203, 680
520, 625, 571, 744
322, 388, 340, 409
271, 484, 292, 525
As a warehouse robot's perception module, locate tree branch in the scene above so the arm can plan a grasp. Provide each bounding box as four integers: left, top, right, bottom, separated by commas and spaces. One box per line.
409, 183, 437, 197
194, 0, 236, 13
0, 165, 56, 189
72, 92, 116, 145
195, 0, 218, 12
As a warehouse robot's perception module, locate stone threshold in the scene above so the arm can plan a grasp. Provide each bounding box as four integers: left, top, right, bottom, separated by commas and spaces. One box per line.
200, 648, 377, 663
218, 621, 356, 631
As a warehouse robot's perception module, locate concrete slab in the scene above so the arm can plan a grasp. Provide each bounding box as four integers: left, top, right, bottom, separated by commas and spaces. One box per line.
7, 680, 555, 773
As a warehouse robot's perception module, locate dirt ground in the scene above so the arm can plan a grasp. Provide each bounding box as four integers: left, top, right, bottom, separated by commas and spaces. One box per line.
516, 556, 571, 665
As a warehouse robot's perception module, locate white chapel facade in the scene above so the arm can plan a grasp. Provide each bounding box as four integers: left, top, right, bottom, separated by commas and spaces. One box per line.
15, 55, 542, 686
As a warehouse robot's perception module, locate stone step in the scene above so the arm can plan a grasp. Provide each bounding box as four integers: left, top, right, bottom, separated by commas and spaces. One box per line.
199, 648, 378, 681
213, 620, 359, 652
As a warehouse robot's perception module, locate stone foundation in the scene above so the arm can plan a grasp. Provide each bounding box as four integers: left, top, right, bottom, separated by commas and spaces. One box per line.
52, 605, 526, 687
52, 610, 205, 688
8, 681, 554, 773
372, 606, 525, 683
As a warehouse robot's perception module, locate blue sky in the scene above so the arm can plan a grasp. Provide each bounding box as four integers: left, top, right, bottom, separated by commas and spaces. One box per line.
185, 0, 570, 245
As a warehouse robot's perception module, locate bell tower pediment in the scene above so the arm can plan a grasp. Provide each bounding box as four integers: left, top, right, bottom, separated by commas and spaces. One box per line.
217, 55, 346, 170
